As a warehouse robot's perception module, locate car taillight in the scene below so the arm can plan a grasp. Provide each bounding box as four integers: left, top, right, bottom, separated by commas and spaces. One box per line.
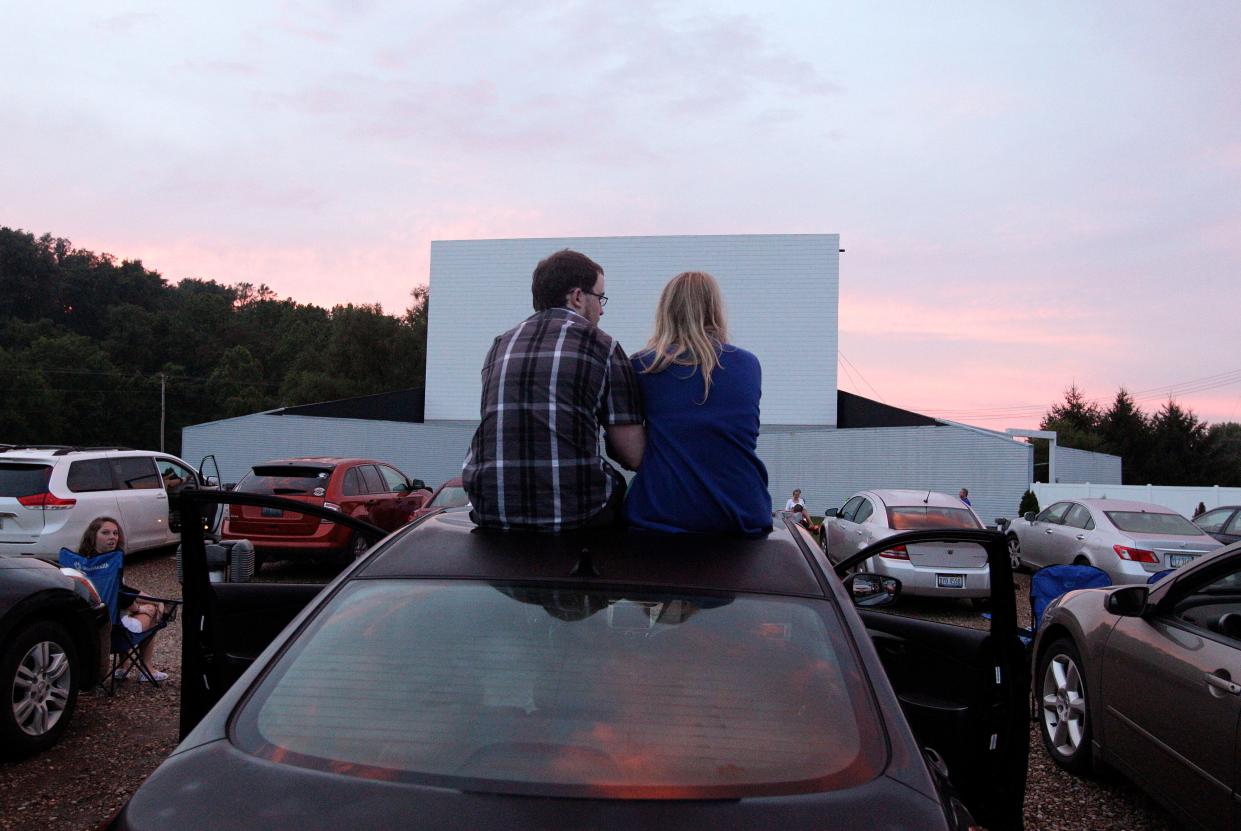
17, 492, 77, 510
879, 544, 909, 560
1113, 544, 1158, 563
321, 502, 341, 524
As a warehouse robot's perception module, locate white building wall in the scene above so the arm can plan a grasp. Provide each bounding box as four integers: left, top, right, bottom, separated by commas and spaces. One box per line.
1053, 445, 1122, 484
426, 234, 840, 425
186, 416, 1031, 530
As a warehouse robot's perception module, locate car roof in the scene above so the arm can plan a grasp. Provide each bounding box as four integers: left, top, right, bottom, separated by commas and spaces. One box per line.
864, 489, 969, 509
253, 457, 380, 467
359, 512, 827, 599
1073, 498, 1181, 513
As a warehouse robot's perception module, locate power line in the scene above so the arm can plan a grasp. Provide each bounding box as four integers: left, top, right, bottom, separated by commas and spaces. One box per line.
838, 351, 885, 403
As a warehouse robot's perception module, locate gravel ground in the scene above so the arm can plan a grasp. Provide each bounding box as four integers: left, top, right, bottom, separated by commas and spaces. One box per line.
0, 554, 1180, 830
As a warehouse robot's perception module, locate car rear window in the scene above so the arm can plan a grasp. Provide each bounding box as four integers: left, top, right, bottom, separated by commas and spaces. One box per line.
233, 581, 884, 798
1105, 511, 1203, 536
238, 466, 334, 496
887, 506, 981, 530
429, 485, 469, 509
0, 463, 51, 497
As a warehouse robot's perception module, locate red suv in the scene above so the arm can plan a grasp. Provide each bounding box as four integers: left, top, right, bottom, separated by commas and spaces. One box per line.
220, 458, 431, 564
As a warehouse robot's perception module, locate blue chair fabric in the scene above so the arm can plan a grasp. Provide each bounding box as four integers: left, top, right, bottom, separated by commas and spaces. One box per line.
1030, 564, 1112, 632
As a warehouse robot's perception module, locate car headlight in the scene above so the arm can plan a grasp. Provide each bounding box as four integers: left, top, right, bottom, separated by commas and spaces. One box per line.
60, 567, 103, 606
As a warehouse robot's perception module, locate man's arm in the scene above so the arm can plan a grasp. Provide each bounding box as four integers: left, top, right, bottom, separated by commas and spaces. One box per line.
605, 424, 645, 471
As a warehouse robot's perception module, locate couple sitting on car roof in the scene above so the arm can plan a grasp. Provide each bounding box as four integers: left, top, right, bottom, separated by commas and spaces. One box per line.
463, 249, 772, 537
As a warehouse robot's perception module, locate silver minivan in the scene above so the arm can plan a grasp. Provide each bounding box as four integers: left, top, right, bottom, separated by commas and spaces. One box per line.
0, 446, 219, 559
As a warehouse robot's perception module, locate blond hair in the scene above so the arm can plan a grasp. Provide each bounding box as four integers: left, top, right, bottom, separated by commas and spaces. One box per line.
641, 271, 730, 401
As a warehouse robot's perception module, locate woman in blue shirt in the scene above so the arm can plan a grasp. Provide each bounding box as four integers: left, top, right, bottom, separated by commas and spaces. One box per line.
625, 271, 772, 536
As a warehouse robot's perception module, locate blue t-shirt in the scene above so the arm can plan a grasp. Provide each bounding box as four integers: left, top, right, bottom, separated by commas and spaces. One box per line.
624, 346, 772, 536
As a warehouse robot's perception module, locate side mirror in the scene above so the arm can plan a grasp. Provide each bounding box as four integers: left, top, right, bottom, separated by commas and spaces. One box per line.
825, 508, 839, 519
1023, 511, 1036, 522
203, 475, 219, 487
1105, 585, 1148, 617
843, 573, 900, 607
410, 479, 426, 491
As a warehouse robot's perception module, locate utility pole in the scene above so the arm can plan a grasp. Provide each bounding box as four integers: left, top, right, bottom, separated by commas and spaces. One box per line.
160, 373, 166, 452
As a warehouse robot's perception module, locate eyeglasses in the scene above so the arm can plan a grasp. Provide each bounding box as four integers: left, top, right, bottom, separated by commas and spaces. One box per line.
582, 289, 608, 307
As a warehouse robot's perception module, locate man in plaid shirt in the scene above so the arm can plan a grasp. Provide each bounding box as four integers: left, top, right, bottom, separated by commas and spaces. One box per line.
463, 250, 645, 531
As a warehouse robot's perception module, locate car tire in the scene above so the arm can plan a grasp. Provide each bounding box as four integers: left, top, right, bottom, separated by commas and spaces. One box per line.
1006, 534, 1022, 572
1037, 637, 1092, 774
0, 620, 81, 760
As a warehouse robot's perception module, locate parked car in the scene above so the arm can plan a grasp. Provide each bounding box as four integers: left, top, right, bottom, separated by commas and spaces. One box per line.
1004, 499, 1221, 583
1033, 539, 1241, 831
0, 553, 110, 757
110, 494, 1030, 830
219, 457, 431, 563
0, 446, 220, 560
408, 476, 470, 522
1193, 505, 1241, 546
821, 489, 990, 600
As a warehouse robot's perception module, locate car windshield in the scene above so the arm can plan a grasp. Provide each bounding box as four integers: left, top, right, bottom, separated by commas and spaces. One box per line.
1105, 511, 1203, 536
237, 466, 333, 496
232, 580, 884, 798
0, 463, 51, 497
887, 506, 981, 530
429, 485, 469, 509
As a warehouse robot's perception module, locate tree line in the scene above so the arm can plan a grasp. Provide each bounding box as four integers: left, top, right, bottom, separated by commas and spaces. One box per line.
1039, 384, 1241, 486
0, 228, 428, 457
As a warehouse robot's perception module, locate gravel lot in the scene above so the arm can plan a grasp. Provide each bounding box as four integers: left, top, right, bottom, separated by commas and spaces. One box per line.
0, 554, 1179, 830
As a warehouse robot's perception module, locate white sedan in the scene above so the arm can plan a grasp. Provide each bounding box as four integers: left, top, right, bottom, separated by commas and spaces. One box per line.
1004, 498, 1222, 584
822, 489, 990, 600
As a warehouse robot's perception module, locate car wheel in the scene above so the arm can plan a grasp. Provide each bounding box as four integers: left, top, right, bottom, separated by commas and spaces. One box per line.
1006, 534, 1022, 571
0, 620, 80, 759
1038, 638, 1092, 773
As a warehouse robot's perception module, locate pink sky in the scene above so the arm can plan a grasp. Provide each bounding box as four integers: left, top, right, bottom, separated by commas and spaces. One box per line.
4, 2, 1240, 427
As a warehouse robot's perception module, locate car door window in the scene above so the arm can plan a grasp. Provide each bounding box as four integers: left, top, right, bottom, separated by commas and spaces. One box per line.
853, 499, 874, 524
1037, 502, 1071, 525
110, 457, 161, 489
157, 459, 195, 491
341, 468, 364, 497
839, 497, 864, 522
67, 459, 115, 493
359, 465, 385, 495
378, 465, 407, 493
1064, 504, 1094, 530
1194, 509, 1233, 534
1168, 561, 1241, 642
1221, 512, 1241, 536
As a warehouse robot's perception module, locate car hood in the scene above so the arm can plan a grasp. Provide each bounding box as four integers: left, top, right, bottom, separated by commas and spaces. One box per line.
0, 554, 62, 573
117, 739, 951, 831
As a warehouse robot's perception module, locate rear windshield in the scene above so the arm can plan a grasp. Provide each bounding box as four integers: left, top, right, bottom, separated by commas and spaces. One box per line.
238, 466, 333, 496
0, 463, 51, 498
429, 485, 470, 509
887, 506, 981, 530
233, 581, 884, 799
1105, 511, 1202, 536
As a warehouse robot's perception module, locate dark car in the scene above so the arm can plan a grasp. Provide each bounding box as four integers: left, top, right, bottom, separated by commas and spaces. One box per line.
113, 490, 1029, 830
0, 553, 109, 757
408, 477, 470, 522
1033, 540, 1241, 831
219, 457, 431, 564
1193, 505, 1241, 546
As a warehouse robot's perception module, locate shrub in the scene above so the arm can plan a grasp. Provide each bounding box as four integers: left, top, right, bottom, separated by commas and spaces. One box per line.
1018, 489, 1040, 517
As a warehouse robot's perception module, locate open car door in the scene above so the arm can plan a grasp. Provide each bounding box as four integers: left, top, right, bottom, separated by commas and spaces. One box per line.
173, 489, 388, 738
835, 529, 1029, 831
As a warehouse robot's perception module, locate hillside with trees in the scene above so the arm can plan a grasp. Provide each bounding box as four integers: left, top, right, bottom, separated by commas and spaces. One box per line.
1040, 384, 1241, 486
0, 228, 428, 456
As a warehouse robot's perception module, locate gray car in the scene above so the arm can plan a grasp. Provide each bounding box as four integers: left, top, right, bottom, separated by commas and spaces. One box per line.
1005, 498, 1221, 583
1194, 505, 1241, 546
1033, 540, 1241, 831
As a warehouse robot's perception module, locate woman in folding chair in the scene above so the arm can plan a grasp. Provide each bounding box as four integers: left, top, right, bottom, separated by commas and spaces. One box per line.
75, 517, 175, 684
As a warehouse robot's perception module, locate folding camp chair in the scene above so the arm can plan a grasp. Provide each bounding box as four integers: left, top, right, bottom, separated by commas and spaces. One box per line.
1029, 563, 1112, 633
58, 548, 181, 694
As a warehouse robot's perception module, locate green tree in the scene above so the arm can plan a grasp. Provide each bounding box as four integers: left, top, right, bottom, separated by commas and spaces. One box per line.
1098, 388, 1151, 484
1040, 384, 1104, 452
1203, 422, 1241, 487
1146, 399, 1209, 485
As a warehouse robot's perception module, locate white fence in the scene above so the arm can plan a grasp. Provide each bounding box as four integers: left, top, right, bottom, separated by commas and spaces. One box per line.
1031, 483, 1241, 519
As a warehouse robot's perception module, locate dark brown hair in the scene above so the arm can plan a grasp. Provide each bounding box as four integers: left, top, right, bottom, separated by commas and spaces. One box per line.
78, 516, 125, 556
531, 249, 603, 312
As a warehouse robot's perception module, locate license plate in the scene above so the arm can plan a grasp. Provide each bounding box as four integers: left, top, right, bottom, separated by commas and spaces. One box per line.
1167, 554, 1193, 569
261, 507, 284, 518
936, 574, 966, 589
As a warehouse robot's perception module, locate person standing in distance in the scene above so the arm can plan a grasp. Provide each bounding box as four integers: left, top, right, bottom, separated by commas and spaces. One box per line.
463, 249, 645, 532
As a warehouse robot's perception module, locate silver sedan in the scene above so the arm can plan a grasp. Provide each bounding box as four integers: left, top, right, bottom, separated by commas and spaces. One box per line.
1033, 540, 1241, 831
1005, 498, 1221, 584
822, 489, 990, 600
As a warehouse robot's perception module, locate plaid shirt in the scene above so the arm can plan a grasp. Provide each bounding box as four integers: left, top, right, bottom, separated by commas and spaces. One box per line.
463, 307, 643, 531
